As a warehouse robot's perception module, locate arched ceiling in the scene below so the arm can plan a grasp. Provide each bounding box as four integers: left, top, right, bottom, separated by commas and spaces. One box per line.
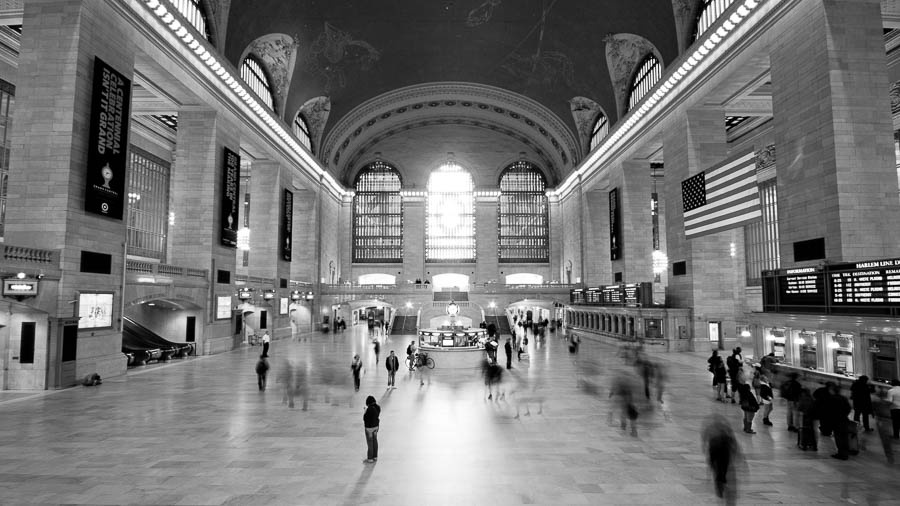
224, 0, 680, 183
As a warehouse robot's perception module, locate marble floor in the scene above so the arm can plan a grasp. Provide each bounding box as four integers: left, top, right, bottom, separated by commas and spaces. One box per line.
1, 326, 899, 505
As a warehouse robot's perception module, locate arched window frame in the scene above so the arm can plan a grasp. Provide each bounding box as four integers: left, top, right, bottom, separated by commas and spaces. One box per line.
293, 113, 312, 152
352, 161, 403, 263
627, 53, 662, 113
426, 163, 476, 263
692, 0, 736, 43
171, 0, 213, 44
589, 113, 609, 151
498, 161, 549, 263
240, 55, 275, 111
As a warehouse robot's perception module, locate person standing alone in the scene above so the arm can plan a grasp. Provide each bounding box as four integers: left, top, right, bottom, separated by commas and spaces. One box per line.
351, 354, 364, 392
255, 355, 269, 391
504, 338, 513, 370
385, 350, 399, 388
363, 395, 380, 463
261, 331, 270, 358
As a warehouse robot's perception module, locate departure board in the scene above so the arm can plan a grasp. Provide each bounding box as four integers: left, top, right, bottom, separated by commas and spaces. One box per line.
762, 257, 900, 315
570, 283, 653, 306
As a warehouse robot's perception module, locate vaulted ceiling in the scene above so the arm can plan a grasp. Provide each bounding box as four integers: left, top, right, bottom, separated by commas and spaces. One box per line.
224, 0, 681, 186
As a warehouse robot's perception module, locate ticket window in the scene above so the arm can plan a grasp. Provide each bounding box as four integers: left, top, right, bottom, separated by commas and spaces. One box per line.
765, 328, 787, 363
825, 332, 854, 376
793, 330, 819, 370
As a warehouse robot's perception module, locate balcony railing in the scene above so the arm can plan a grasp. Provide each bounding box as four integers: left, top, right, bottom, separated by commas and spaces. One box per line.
126, 259, 208, 279
2, 245, 58, 265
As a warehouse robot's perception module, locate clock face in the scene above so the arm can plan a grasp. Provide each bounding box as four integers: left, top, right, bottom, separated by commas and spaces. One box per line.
447, 302, 459, 316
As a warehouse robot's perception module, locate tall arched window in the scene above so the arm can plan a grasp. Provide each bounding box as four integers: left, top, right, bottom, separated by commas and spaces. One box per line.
353, 161, 403, 263
240, 56, 274, 111
692, 0, 736, 42
498, 161, 549, 263
426, 162, 475, 262
293, 113, 312, 152
627, 54, 662, 112
589, 113, 609, 150
172, 0, 212, 43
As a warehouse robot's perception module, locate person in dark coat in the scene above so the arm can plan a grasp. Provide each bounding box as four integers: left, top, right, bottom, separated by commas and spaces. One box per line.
363, 395, 380, 463
708, 350, 727, 402
726, 348, 743, 403
255, 355, 269, 391
702, 414, 741, 500
797, 387, 818, 451
504, 338, 512, 370
850, 375, 874, 432
385, 351, 399, 388
827, 384, 853, 460
780, 372, 802, 432
738, 383, 760, 434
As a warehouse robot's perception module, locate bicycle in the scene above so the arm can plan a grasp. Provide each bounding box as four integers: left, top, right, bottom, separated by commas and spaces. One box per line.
405, 352, 435, 371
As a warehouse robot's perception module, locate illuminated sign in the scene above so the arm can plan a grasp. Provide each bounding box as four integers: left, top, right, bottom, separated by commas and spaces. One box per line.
78, 292, 114, 329
3, 278, 38, 297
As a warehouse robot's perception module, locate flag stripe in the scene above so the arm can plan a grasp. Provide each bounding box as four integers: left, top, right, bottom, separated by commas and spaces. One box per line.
681, 149, 760, 239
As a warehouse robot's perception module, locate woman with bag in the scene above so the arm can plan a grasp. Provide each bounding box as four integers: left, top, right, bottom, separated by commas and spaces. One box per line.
738, 383, 760, 434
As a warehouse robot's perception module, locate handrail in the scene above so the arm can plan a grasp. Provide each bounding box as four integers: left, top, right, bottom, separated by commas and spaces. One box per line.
2, 245, 59, 265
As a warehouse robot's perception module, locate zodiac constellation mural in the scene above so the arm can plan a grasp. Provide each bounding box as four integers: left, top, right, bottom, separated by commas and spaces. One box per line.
466, 0, 502, 27
306, 22, 381, 94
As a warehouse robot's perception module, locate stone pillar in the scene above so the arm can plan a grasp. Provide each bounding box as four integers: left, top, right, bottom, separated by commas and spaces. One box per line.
559, 189, 583, 284
292, 188, 318, 283
5, 0, 138, 383
583, 188, 611, 286
169, 108, 240, 352
663, 108, 742, 351
247, 160, 287, 281
771, 0, 900, 263
610, 161, 653, 283
548, 195, 564, 283
402, 197, 426, 282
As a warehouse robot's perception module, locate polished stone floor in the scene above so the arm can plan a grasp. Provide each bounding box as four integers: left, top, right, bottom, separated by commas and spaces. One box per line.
1, 325, 899, 505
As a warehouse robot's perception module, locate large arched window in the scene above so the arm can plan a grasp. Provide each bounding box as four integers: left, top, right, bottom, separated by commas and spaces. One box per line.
627, 54, 662, 112
692, 0, 736, 42
240, 56, 274, 111
589, 113, 609, 150
353, 161, 403, 263
293, 113, 312, 152
172, 0, 212, 43
498, 161, 549, 263
426, 162, 475, 262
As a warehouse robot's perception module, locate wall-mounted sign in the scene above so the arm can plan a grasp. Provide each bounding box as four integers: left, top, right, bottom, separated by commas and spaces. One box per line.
216, 296, 232, 319
85, 57, 131, 219
220, 147, 240, 247
2, 278, 38, 297
78, 292, 114, 329
281, 188, 293, 261
609, 188, 621, 260
237, 288, 252, 300
280, 297, 289, 315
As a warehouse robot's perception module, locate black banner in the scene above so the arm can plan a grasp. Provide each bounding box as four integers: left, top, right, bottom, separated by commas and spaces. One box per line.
609, 188, 621, 260
220, 147, 240, 247
85, 57, 131, 219
281, 188, 293, 261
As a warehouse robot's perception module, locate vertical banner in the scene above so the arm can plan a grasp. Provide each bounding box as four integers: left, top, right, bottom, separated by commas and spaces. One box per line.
220, 147, 240, 247
85, 57, 131, 219
609, 187, 621, 260
281, 188, 293, 261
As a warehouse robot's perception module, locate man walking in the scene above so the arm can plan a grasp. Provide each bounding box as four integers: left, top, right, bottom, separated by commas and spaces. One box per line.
255, 355, 269, 391
504, 338, 512, 370
385, 350, 399, 388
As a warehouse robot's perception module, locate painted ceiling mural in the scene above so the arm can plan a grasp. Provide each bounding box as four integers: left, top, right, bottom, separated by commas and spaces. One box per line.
242, 34, 299, 117
224, 0, 679, 144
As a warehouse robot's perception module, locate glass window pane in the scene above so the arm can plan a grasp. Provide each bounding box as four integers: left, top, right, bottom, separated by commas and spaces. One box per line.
498, 161, 548, 263
353, 161, 403, 263
426, 163, 475, 262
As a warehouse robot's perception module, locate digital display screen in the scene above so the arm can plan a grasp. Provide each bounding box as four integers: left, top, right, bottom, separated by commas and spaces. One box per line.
78, 292, 114, 329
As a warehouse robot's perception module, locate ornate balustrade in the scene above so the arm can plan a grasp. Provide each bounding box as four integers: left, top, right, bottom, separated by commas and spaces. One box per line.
2, 245, 59, 266
126, 259, 209, 280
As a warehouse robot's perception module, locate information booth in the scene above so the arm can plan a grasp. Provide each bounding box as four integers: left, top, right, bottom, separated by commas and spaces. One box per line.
417, 301, 488, 369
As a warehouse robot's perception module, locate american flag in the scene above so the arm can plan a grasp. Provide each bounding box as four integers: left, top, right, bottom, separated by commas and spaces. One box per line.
681, 149, 761, 239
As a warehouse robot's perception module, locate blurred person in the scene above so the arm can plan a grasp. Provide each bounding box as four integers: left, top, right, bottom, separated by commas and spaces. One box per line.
874, 389, 896, 464
654, 359, 668, 404
363, 395, 380, 463
780, 372, 802, 432
261, 330, 270, 358
482, 359, 503, 401
635, 352, 655, 400
888, 378, 900, 439
827, 383, 853, 460
738, 383, 759, 434
385, 350, 399, 388
813, 382, 835, 437
849, 375, 874, 432
568, 333, 580, 355
351, 354, 364, 392
609, 372, 639, 437
702, 414, 741, 499
255, 355, 269, 391
373, 338, 381, 365
504, 337, 512, 370
797, 387, 818, 451
760, 352, 778, 377
278, 358, 296, 408
757, 374, 774, 426
709, 350, 728, 402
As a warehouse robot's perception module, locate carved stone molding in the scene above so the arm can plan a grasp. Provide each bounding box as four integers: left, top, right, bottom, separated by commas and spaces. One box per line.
299, 96, 331, 156
604, 33, 661, 118
242, 34, 299, 119
891, 81, 900, 115
569, 96, 604, 157
755, 144, 775, 170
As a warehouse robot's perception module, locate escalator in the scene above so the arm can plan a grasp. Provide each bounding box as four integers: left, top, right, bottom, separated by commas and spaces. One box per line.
122, 317, 194, 366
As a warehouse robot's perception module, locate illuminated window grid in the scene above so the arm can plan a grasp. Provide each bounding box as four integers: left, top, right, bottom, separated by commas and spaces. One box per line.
627, 54, 662, 112
498, 161, 549, 263
693, 0, 736, 42
589, 114, 609, 151
353, 162, 403, 263
126, 146, 171, 260
0, 79, 13, 239
744, 178, 780, 286
293, 113, 312, 152
426, 165, 476, 263
240, 56, 274, 111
